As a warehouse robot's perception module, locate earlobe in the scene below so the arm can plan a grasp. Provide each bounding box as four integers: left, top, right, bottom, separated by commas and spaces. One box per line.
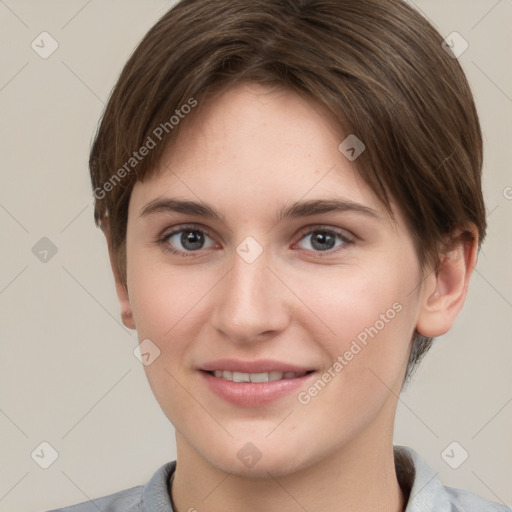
416, 227, 478, 338
103, 225, 136, 330
115, 276, 136, 330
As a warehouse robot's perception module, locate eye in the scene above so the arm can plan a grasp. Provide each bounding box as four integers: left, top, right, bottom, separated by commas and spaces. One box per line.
295, 227, 352, 253
159, 226, 217, 256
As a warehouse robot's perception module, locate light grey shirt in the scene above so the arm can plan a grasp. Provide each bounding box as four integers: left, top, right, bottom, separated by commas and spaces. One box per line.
46, 445, 509, 512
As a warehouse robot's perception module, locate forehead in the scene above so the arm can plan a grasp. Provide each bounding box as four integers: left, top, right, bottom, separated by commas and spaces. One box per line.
131, 83, 395, 225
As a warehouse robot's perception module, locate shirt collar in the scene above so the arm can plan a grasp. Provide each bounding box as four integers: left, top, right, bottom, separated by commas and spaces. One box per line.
140, 460, 176, 512
394, 445, 452, 512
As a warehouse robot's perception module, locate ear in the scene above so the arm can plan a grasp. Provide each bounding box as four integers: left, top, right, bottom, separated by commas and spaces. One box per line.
416, 226, 479, 338
103, 223, 136, 330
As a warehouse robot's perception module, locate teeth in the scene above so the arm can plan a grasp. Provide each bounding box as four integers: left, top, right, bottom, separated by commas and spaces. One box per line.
233, 371, 251, 383
269, 371, 284, 381
249, 372, 269, 383
211, 370, 306, 382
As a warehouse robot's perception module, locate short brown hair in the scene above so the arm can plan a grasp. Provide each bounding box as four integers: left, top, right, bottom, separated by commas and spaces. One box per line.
90, 0, 486, 381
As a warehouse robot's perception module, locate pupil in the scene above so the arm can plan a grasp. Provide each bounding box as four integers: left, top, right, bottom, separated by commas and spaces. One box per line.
311, 232, 335, 251
182, 230, 204, 250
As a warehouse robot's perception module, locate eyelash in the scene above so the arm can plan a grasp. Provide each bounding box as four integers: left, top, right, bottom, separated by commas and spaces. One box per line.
156, 224, 354, 258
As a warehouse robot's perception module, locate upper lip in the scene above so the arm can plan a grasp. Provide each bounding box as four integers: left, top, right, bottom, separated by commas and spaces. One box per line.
200, 359, 314, 374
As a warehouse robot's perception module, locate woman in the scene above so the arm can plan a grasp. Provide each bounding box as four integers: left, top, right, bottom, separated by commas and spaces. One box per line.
47, 0, 508, 510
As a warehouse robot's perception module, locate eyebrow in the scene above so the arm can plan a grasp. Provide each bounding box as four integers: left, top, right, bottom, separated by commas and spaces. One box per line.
140, 198, 226, 222
277, 198, 380, 221
139, 197, 381, 222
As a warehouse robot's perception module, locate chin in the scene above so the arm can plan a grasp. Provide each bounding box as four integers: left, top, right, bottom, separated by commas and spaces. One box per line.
213, 452, 306, 479
196, 433, 327, 480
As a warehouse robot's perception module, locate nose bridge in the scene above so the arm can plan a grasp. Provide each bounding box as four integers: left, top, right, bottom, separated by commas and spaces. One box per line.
212, 245, 288, 341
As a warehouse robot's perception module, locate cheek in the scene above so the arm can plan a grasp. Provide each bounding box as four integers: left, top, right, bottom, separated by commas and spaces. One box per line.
126, 257, 220, 395
292, 261, 414, 342
289, 258, 419, 396
288, 271, 417, 445
127, 247, 212, 341
126, 258, 212, 423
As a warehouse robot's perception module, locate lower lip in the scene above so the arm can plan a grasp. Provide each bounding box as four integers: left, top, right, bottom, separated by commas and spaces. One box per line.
200, 371, 315, 407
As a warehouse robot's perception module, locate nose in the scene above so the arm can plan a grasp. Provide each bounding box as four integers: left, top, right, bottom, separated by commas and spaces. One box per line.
210, 248, 291, 344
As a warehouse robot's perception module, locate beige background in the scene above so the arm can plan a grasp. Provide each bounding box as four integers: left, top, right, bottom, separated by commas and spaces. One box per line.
0, 1, 511, 511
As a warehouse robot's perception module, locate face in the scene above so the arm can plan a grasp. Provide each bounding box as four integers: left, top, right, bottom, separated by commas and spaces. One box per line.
121, 83, 430, 477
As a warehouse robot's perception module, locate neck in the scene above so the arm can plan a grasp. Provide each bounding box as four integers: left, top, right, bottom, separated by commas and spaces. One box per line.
170, 418, 405, 512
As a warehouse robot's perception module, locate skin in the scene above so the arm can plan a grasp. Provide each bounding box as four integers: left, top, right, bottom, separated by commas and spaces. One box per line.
107, 83, 478, 512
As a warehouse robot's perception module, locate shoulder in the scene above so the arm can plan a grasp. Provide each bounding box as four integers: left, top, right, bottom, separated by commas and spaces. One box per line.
444, 485, 510, 512
43, 461, 176, 512
44, 485, 143, 512
394, 446, 510, 512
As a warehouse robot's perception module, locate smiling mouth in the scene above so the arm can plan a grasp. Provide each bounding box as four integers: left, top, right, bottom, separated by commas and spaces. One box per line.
205, 370, 314, 382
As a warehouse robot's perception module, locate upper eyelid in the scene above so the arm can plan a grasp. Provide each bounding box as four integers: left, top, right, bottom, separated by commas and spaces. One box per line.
160, 224, 353, 250
160, 223, 351, 237
160, 223, 215, 239
297, 224, 353, 239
